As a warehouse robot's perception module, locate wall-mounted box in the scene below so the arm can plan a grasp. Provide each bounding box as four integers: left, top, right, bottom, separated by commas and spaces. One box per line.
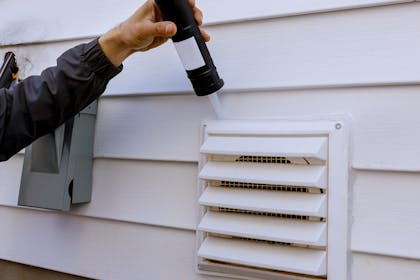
18, 102, 97, 211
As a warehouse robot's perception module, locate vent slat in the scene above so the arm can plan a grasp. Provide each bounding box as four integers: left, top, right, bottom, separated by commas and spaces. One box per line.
199, 162, 327, 188
201, 136, 327, 161
198, 236, 326, 276
199, 186, 327, 217
198, 211, 327, 246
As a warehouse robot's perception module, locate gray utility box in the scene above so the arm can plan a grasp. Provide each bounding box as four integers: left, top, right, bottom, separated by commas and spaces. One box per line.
19, 102, 97, 211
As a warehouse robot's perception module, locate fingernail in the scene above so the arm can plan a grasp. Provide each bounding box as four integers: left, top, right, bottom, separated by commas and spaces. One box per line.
165, 24, 172, 34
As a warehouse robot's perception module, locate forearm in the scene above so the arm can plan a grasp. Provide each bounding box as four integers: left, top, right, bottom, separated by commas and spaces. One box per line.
0, 38, 121, 161
0, 0, 207, 162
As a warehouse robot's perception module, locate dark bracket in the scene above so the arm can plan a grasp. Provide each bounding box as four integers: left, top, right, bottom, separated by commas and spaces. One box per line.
18, 102, 97, 211
0, 52, 19, 89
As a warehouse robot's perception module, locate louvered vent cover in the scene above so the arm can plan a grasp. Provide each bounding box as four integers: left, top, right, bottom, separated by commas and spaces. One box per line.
197, 120, 349, 280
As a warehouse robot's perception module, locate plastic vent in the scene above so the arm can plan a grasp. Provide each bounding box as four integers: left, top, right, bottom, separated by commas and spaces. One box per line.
197, 120, 349, 280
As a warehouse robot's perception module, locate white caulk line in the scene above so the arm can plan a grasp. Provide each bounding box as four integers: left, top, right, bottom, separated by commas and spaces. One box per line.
208, 90, 224, 119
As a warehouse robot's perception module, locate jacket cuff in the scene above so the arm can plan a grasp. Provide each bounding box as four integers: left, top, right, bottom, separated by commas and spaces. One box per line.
82, 38, 123, 78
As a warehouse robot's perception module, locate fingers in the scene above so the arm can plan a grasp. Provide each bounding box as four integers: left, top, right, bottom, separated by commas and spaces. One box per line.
187, 0, 204, 26
191, 3, 209, 40
193, 7, 203, 25
200, 27, 210, 42
152, 0, 208, 42
147, 21, 177, 38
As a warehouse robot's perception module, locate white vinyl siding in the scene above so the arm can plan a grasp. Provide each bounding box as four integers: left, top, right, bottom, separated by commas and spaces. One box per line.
0, 0, 413, 45
0, 1, 420, 279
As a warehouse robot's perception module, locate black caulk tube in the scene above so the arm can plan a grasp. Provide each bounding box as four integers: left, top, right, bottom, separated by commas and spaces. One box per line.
156, 0, 224, 96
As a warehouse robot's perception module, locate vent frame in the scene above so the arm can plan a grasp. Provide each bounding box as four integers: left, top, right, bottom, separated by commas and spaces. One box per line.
196, 119, 350, 280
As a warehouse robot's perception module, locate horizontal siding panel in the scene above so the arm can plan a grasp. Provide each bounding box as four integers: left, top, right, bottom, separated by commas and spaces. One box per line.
0, 155, 23, 206
199, 186, 327, 217
201, 136, 327, 161
0, 157, 199, 230
94, 95, 214, 162
107, 3, 420, 95
3, 84, 420, 170
0, 0, 142, 45
198, 236, 326, 276
2, 84, 420, 170
220, 87, 420, 171
2, 3, 420, 96
198, 211, 327, 246
4, 161, 420, 260
0, 0, 412, 45
0, 206, 221, 280
352, 253, 420, 280
73, 159, 199, 230
93, 94, 336, 163
200, 0, 413, 24
351, 171, 420, 259
0, 40, 87, 81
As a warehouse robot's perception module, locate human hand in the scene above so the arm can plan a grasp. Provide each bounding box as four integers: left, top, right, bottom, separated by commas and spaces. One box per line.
99, 0, 210, 67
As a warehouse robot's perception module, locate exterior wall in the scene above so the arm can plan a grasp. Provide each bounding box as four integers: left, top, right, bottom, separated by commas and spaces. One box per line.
1, 0, 420, 279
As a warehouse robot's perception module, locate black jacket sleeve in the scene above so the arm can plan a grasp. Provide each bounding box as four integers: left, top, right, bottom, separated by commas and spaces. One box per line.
0, 38, 122, 162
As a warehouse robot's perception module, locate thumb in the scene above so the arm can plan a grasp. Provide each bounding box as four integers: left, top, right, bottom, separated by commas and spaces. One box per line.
146, 21, 177, 38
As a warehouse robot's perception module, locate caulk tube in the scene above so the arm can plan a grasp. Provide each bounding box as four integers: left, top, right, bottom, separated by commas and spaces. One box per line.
155, 0, 224, 96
